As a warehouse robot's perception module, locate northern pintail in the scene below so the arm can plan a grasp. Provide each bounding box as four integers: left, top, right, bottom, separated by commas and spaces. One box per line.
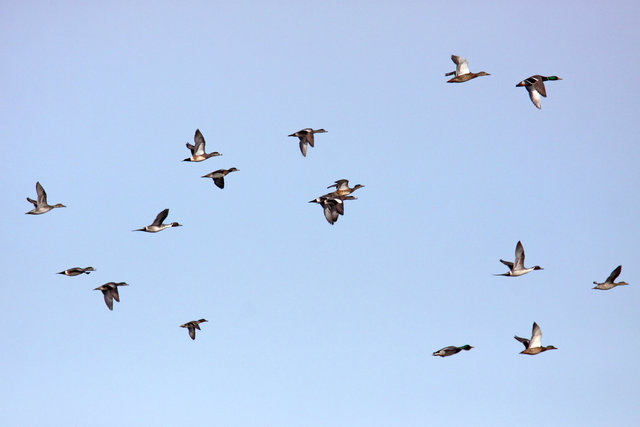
445, 55, 490, 83
180, 319, 208, 340
134, 209, 182, 232
495, 241, 543, 276
593, 265, 629, 290
26, 182, 66, 215
183, 129, 221, 162
308, 195, 356, 225
432, 345, 474, 357
288, 128, 327, 157
202, 168, 239, 189
325, 179, 365, 197
94, 282, 128, 311
515, 322, 557, 355
516, 75, 562, 109
57, 267, 95, 276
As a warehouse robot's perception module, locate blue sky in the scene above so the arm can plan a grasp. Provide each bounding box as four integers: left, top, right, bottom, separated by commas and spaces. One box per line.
2, 1, 639, 425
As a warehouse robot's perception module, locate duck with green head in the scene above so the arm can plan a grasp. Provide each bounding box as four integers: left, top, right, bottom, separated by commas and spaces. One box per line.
516, 75, 562, 109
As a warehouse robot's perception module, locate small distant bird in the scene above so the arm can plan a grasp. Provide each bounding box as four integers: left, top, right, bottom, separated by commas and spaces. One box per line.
26, 182, 66, 215
432, 345, 474, 357
180, 319, 208, 340
134, 209, 182, 233
516, 75, 562, 109
325, 179, 365, 197
495, 241, 543, 277
515, 322, 557, 355
593, 265, 629, 290
94, 282, 128, 311
288, 128, 327, 157
309, 195, 356, 225
445, 55, 490, 83
57, 267, 95, 276
183, 129, 221, 162
202, 168, 239, 189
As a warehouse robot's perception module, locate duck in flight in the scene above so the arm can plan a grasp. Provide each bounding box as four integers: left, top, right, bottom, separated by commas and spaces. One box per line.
94, 282, 128, 311
432, 345, 474, 357
57, 267, 95, 276
180, 319, 208, 340
495, 241, 543, 277
309, 195, 356, 225
516, 75, 562, 109
202, 168, 239, 189
593, 265, 629, 290
26, 182, 66, 215
325, 179, 365, 197
288, 128, 327, 157
133, 209, 182, 232
183, 129, 221, 162
445, 55, 490, 83
514, 322, 557, 355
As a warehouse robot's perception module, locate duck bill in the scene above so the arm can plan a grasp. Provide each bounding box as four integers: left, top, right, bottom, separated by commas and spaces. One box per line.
515, 82, 524, 87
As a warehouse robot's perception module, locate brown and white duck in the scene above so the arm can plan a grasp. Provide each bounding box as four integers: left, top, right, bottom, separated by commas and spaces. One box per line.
445, 55, 490, 83
26, 182, 66, 215
202, 168, 239, 189
183, 129, 221, 162
288, 128, 327, 157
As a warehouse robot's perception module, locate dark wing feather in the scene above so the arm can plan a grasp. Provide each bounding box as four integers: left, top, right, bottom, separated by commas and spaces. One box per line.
213, 178, 225, 189
605, 265, 622, 284
152, 209, 169, 226
514, 335, 530, 349
36, 182, 47, 205
102, 290, 114, 310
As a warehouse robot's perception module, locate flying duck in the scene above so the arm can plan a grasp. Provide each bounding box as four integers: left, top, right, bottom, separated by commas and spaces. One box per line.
26, 182, 66, 215
445, 55, 490, 83
183, 129, 221, 162
133, 209, 182, 232
57, 267, 95, 276
495, 241, 543, 277
180, 319, 208, 340
516, 75, 562, 109
201, 168, 239, 189
325, 179, 365, 197
432, 345, 474, 357
593, 265, 629, 290
288, 128, 327, 157
308, 195, 356, 225
515, 322, 557, 355
94, 282, 128, 311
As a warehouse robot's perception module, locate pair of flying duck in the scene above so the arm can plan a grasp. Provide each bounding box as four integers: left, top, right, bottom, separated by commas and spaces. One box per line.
445, 55, 561, 109
433, 322, 557, 357
309, 179, 365, 225
184, 129, 239, 189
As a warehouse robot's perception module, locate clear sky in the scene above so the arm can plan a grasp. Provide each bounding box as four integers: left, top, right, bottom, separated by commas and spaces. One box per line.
2, 1, 639, 426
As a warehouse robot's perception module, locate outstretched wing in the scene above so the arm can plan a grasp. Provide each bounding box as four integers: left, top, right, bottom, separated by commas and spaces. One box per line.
194, 129, 206, 155
529, 322, 542, 348
514, 241, 525, 270
451, 55, 470, 76
36, 182, 48, 205
514, 335, 530, 349
152, 209, 169, 226
299, 140, 307, 157
605, 265, 622, 284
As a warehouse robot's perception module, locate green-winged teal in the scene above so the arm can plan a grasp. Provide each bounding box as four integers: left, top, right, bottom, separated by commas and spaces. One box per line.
288, 128, 327, 157
183, 129, 221, 162
133, 209, 182, 233
495, 241, 543, 277
445, 55, 490, 83
516, 75, 562, 109
180, 319, 208, 340
515, 322, 557, 355
202, 168, 239, 189
26, 182, 66, 215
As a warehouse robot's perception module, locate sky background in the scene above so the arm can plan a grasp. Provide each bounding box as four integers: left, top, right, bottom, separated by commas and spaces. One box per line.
1, 1, 639, 426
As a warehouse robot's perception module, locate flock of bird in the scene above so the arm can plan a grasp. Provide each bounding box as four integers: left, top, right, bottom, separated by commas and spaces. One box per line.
27, 54, 628, 349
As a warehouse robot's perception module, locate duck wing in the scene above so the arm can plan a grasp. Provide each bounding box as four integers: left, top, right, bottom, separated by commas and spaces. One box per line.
605, 265, 622, 284
188, 326, 196, 340
152, 209, 169, 226
36, 181, 48, 205
514, 335, 530, 349
529, 322, 542, 348
194, 129, 206, 155
299, 140, 308, 157
102, 290, 114, 310
500, 259, 514, 268
514, 241, 525, 270
27, 197, 38, 207
213, 177, 225, 189
451, 55, 470, 76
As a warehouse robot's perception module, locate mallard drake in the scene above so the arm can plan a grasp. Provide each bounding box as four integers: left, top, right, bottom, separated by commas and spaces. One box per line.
94, 282, 128, 311
495, 241, 543, 277
180, 319, 208, 340
593, 265, 629, 290
432, 345, 474, 357
515, 322, 557, 355
133, 209, 182, 233
445, 55, 490, 83
201, 168, 239, 189
325, 179, 365, 197
183, 129, 221, 162
308, 195, 356, 225
57, 267, 95, 276
288, 128, 327, 157
516, 75, 562, 109
26, 182, 66, 215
